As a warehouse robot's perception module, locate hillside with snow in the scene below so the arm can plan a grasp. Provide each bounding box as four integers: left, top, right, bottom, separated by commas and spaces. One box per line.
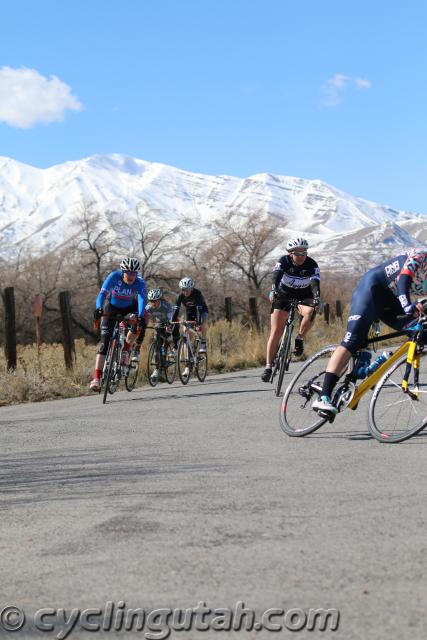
0, 154, 426, 269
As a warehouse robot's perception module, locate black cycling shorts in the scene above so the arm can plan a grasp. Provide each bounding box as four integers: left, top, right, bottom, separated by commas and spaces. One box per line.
341, 278, 408, 354
272, 291, 314, 313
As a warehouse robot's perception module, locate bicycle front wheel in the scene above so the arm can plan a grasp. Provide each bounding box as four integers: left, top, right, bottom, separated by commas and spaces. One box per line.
368, 353, 427, 443
275, 324, 293, 397
177, 338, 191, 384
103, 341, 119, 404
163, 342, 177, 384
147, 342, 160, 387
196, 349, 208, 382
280, 344, 339, 436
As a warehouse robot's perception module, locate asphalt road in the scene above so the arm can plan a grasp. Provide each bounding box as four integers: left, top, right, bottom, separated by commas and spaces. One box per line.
0, 366, 426, 639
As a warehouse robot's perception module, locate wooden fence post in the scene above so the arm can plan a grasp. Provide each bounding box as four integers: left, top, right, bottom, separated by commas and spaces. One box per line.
336, 299, 342, 321
224, 297, 232, 322
324, 303, 330, 325
249, 297, 261, 332
59, 291, 75, 369
4, 287, 17, 371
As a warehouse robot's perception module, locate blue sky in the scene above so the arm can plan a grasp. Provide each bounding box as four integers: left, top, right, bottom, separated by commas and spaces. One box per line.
1, 0, 427, 211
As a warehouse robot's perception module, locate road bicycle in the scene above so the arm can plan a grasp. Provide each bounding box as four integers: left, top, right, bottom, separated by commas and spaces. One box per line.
175, 321, 208, 385
271, 299, 316, 397
146, 324, 177, 386
100, 315, 140, 404
279, 310, 427, 443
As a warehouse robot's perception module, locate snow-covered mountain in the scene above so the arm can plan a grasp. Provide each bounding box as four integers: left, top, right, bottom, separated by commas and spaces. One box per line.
0, 153, 426, 269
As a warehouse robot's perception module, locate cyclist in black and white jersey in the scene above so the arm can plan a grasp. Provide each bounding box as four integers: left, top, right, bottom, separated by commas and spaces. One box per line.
171, 277, 208, 379
262, 237, 320, 382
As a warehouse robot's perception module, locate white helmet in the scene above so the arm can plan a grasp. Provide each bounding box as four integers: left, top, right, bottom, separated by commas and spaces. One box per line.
120, 256, 140, 272
148, 288, 162, 301
286, 237, 309, 252
179, 277, 194, 289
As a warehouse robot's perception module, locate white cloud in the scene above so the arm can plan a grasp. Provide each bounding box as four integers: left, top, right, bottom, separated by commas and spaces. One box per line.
322, 73, 372, 106
0, 66, 83, 128
355, 77, 372, 89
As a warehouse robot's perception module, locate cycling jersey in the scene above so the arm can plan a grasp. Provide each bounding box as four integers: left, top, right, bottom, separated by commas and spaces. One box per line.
145, 299, 173, 325
341, 249, 427, 353
96, 270, 147, 316
272, 255, 320, 299
172, 288, 208, 324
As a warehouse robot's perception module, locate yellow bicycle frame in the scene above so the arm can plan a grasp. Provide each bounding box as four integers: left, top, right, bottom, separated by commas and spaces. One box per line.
347, 339, 420, 410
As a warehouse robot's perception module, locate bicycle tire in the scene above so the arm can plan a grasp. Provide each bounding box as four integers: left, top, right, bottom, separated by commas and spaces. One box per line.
147, 341, 160, 387
275, 324, 293, 397
368, 352, 427, 443
196, 350, 208, 382
177, 337, 191, 385
103, 340, 119, 404
125, 350, 140, 392
279, 344, 339, 436
163, 341, 177, 384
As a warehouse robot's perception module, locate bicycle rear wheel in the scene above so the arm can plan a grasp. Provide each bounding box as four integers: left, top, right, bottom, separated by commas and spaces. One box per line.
163, 342, 177, 384
280, 344, 339, 436
196, 349, 208, 382
368, 353, 427, 443
103, 341, 119, 404
147, 342, 160, 387
125, 349, 140, 391
177, 338, 191, 384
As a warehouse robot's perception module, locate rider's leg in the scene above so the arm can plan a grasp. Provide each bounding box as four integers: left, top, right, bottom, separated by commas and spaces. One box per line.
266, 309, 288, 366
297, 304, 315, 338
198, 313, 209, 352
294, 303, 315, 355
90, 315, 113, 389
312, 275, 378, 412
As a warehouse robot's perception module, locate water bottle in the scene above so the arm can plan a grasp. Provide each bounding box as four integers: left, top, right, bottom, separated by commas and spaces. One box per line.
355, 349, 372, 379
365, 351, 392, 376
356, 350, 391, 379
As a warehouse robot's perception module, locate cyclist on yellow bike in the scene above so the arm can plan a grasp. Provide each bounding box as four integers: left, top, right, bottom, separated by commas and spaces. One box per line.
312, 248, 427, 417
262, 237, 320, 382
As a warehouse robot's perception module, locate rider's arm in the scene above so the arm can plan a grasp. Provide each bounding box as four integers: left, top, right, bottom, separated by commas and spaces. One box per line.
310, 265, 321, 301
95, 271, 116, 309
396, 251, 426, 312
171, 293, 183, 322
136, 277, 147, 316
272, 259, 285, 293
195, 290, 208, 322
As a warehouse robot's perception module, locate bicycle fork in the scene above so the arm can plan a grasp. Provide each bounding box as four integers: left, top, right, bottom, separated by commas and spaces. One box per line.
402, 342, 420, 399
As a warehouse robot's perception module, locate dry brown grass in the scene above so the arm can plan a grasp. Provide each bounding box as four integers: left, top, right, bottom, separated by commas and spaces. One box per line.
0, 316, 347, 406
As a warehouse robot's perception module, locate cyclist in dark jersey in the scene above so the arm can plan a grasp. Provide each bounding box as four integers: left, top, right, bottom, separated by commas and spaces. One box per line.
312, 248, 427, 416
89, 257, 147, 391
145, 287, 175, 383
171, 277, 209, 359
262, 237, 320, 382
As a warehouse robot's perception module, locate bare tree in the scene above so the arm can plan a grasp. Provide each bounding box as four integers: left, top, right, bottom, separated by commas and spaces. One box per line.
112, 199, 185, 284
73, 201, 113, 287
212, 209, 283, 295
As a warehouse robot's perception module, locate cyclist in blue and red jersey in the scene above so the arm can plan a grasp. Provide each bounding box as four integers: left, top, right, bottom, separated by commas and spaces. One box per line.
312, 248, 427, 417
89, 257, 147, 391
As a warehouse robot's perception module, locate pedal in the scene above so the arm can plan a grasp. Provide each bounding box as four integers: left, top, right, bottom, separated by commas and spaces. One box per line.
317, 409, 336, 423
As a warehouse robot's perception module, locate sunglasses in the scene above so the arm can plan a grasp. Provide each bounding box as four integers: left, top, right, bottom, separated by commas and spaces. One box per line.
291, 251, 307, 257
124, 271, 137, 276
